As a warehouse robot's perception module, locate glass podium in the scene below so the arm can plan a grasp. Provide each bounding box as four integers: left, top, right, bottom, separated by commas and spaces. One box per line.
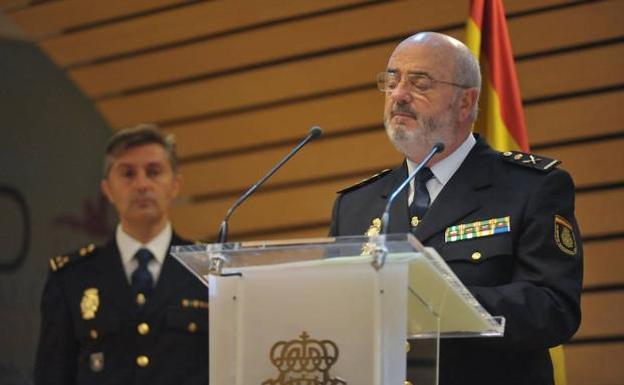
171, 233, 504, 385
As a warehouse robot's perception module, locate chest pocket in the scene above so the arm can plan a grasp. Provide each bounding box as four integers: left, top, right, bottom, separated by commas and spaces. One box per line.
440, 233, 514, 286
166, 309, 208, 334
441, 233, 513, 263
75, 317, 121, 341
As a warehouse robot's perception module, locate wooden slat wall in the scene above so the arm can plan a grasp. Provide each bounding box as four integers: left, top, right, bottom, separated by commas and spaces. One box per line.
3, 1, 623, 384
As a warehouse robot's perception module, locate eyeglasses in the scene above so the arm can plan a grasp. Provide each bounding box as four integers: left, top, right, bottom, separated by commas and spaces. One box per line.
376, 72, 472, 94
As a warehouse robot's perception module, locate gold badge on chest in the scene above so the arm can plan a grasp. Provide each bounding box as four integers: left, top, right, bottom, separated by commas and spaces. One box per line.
81, 288, 99, 320
361, 217, 382, 255
366, 217, 382, 236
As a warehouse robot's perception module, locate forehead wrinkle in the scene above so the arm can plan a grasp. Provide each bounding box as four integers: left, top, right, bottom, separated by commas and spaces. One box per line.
387, 67, 433, 76
389, 39, 457, 77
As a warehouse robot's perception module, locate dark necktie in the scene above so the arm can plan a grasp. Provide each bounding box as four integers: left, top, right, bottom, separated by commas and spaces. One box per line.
409, 167, 434, 226
131, 248, 154, 299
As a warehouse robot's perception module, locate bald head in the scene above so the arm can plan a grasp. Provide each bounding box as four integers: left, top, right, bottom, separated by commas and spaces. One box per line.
394, 32, 481, 116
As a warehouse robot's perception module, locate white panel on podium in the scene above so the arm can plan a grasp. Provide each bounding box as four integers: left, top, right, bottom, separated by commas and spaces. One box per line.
171, 234, 504, 385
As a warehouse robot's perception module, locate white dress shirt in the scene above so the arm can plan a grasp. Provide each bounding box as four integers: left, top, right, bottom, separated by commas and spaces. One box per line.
116, 222, 173, 284
406, 134, 476, 205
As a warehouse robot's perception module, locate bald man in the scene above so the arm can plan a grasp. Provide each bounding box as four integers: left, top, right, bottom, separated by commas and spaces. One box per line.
329, 32, 582, 385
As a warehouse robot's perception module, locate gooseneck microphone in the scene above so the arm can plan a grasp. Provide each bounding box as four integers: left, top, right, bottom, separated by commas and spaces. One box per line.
216, 126, 323, 243
380, 142, 445, 235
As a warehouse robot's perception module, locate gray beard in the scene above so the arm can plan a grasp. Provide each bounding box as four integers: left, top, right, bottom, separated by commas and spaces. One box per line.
384, 114, 439, 156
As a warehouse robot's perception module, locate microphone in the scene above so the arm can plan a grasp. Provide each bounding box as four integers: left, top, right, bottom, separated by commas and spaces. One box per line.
380, 142, 445, 235
216, 126, 323, 243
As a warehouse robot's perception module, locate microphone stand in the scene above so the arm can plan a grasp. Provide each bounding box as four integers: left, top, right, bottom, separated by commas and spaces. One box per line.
216, 126, 322, 244
371, 142, 445, 270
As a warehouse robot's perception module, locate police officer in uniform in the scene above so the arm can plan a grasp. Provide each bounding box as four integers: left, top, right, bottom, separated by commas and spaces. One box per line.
35, 125, 208, 385
329, 32, 582, 385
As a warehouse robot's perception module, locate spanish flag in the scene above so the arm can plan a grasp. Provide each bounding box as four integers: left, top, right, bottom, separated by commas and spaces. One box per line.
465, 0, 528, 152
466, 1, 567, 384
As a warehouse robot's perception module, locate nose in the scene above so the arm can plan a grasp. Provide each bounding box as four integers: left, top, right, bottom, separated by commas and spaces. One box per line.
133, 170, 153, 192
389, 79, 413, 105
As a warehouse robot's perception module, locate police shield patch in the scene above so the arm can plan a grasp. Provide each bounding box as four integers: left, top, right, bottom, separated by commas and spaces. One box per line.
554, 215, 577, 256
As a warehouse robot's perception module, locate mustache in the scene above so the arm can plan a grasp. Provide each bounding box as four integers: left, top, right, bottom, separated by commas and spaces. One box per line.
391, 104, 418, 118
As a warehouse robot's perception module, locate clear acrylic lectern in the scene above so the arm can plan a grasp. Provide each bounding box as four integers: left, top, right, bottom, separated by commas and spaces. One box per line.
171, 233, 504, 385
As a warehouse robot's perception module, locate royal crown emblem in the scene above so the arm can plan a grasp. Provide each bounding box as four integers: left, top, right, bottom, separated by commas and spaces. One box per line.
262, 331, 346, 385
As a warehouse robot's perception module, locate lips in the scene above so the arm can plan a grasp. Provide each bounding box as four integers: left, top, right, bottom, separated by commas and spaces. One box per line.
392, 112, 416, 119
132, 197, 155, 206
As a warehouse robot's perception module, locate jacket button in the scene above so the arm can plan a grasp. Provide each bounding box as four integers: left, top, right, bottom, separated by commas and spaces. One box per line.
136, 293, 146, 306
471, 251, 482, 261
187, 322, 198, 333
137, 322, 150, 335
89, 329, 98, 339
136, 355, 149, 367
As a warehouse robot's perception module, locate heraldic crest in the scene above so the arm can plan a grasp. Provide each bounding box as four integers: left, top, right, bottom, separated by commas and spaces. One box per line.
262, 331, 346, 385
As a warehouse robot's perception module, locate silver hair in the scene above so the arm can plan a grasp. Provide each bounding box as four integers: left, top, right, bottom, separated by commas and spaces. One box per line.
102, 123, 178, 177
453, 42, 481, 122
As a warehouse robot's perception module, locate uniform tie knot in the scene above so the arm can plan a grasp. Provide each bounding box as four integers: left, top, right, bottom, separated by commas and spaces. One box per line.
134, 248, 153, 266
416, 167, 434, 184
131, 248, 154, 301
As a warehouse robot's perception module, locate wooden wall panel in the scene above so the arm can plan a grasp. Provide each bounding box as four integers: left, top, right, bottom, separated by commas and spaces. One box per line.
70, 0, 624, 99
542, 138, 624, 187
95, 43, 392, 128
69, 0, 469, 98
584, 238, 624, 287
525, 91, 624, 145
0, 0, 27, 11
506, 0, 624, 55
171, 178, 341, 240
38, 0, 368, 67
518, 43, 624, 100
167, 89, 384, 159
576, 189, 624, 238
566, 343, 624, 385
179, 130, 398, 198
7, 0, 192, 39
576, 292, 624, 338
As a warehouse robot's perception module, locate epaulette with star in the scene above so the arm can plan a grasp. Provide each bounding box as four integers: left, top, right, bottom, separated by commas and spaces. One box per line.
337, 169, 392, 194
500, 150, 560, 172
49, 243, 97, 272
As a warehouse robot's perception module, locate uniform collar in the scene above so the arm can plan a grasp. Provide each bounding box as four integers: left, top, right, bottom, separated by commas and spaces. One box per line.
406, 133, 476, 187
117, 222, 172, 266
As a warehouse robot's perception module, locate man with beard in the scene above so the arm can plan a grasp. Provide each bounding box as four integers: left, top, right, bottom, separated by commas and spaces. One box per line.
35, 125, 208, 385
329, 32, 582, 385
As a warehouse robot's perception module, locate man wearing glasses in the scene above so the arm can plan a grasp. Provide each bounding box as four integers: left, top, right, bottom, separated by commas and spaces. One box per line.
329, 32, 582, 385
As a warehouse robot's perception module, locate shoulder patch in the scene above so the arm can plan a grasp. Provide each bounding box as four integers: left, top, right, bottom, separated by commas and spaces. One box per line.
500, 150, 560, 172
337, 169, 392, 194
49, 243, 97, 272
554, 215, 578, 256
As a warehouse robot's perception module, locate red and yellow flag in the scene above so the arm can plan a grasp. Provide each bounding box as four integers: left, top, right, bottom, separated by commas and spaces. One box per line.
466, 1, 566, 384
465, 0, 528, 152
